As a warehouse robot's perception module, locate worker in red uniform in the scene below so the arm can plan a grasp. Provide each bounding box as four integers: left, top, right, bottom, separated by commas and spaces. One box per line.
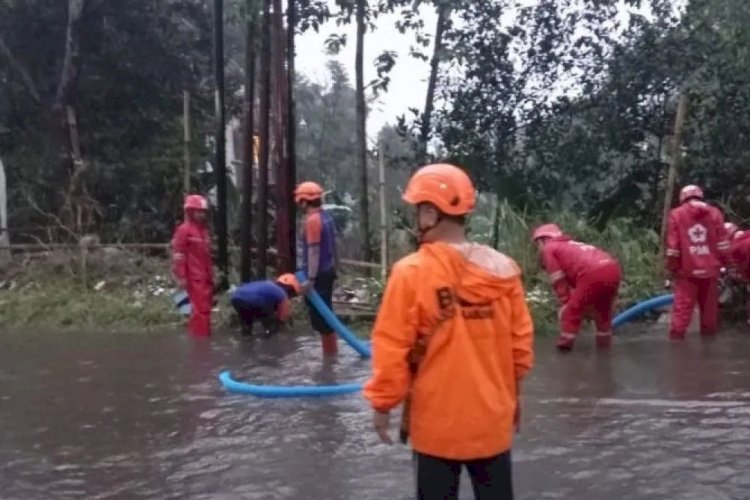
295, 181, 339, 356
532, 224, 622, 351
665, 185, 729, 340
725, 222, 750, 324
172, 194, 214, 337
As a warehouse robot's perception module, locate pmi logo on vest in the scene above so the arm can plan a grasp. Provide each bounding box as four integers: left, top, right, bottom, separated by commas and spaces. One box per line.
688, 223, 710, 255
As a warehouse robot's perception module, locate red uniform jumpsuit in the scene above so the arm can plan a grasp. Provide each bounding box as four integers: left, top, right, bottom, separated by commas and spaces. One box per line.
172, 217, 214, 337
540, 236, 622, 349
729, 230, 750, 322
666, 200, 728, 339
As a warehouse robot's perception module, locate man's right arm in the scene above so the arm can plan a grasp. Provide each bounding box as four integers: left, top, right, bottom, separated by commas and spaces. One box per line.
362, 263, 418, 412
665, 211, 681, 274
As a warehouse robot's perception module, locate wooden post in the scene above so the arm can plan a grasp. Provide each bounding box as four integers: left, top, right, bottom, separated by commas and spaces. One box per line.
660, 92, 688, 259
378, 143, 388, 282
183, 91, 191, 194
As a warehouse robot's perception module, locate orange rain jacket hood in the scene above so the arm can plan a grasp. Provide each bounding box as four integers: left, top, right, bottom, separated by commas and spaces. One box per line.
363, 241, 534, 460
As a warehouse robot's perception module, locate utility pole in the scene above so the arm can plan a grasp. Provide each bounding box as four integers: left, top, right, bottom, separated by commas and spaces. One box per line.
183, 91, 191, 193
660, 92, 688, 260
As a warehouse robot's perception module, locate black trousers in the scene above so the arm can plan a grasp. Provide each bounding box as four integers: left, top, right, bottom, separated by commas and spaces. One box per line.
304, 268, 336, 335
414, 450, 513, 500
231, 298, 280, 335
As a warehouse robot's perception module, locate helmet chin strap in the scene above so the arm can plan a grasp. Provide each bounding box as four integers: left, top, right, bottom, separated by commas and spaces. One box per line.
416, 213, 445, 244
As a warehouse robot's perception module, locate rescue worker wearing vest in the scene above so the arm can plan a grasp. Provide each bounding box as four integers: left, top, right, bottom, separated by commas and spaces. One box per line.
295, 181, 339, 356
172, 194, 214, 337
230, 274, 301, 336
725, 222, 750, 324
532, 224, 622, 351
665, 185, 729, 339
363, 164, 534, 500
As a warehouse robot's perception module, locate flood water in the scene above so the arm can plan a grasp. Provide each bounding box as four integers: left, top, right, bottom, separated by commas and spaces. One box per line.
1, 325, 750, 499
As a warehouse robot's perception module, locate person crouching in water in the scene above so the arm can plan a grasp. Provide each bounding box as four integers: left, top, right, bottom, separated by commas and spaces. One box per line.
532, 224, 622, 351
294, 181, 339, 356
230, 274, 301, 336
172, 194, 214, 337
665, 185, 729, 340
364, 163, 534, 500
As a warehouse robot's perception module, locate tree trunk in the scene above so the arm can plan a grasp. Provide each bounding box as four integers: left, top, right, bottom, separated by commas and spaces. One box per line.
356, 0, 371, 262
257, 0, 272, 278
55, 0, 86, 109
286, 0, 298, 272
213, 0, 229, 285
272, 0, 293, 273
240, 0, 259, 282
0, 158, 10, 267
418, 2, 450, 165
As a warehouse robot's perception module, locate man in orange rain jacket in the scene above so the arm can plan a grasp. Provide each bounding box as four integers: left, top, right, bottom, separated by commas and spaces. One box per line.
172, 194, 214, 337
295, 181, 339, 356
666, 185, 729, 340
532, 224, 622, 351
363, 164, 533, 500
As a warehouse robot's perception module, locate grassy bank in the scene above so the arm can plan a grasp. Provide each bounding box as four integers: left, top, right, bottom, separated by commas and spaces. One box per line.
1, 203, 664, 333
0, 250, 199, 331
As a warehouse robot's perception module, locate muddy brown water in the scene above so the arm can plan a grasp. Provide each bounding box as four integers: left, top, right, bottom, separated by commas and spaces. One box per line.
1, 325, 750, 499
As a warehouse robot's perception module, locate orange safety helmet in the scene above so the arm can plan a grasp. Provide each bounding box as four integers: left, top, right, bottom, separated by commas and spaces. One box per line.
679, 185, 704, 204
294, 181, 324, 203
402, 163, 476, 216
532, 223, 563, 242
277, 273, 301, 294
184, 194, 209, 211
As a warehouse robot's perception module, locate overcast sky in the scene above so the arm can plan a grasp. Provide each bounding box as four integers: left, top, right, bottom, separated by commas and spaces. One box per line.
292, 0, 673, 141
295, 5, 438, 141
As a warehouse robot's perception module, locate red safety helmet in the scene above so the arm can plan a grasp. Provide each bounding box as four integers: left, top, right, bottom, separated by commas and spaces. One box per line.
294, 181, 324, 203
402, 163, 476, 216
679, 185, 704, 204
532, 223, 563, 242
277, 273, 301, 294
184, 194, 209, 211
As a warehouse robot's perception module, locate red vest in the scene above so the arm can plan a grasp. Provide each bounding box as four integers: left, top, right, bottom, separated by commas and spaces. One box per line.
171, 220, 213, 283
666, 201, 727, 278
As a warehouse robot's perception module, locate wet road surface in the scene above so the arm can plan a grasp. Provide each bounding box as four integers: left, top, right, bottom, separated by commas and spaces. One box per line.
1, 326, 750, 499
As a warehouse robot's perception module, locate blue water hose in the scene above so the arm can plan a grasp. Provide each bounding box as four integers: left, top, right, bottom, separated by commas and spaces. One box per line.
219, 371, 363, 398
218, 287, 673, 398
218, 271, 372, 398
295, 271, 372, 359
172, 290, 191, 316
612, 293, 674, 330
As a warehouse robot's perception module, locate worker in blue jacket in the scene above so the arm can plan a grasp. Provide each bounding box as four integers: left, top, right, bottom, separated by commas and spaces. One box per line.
230, 274, 301, 336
